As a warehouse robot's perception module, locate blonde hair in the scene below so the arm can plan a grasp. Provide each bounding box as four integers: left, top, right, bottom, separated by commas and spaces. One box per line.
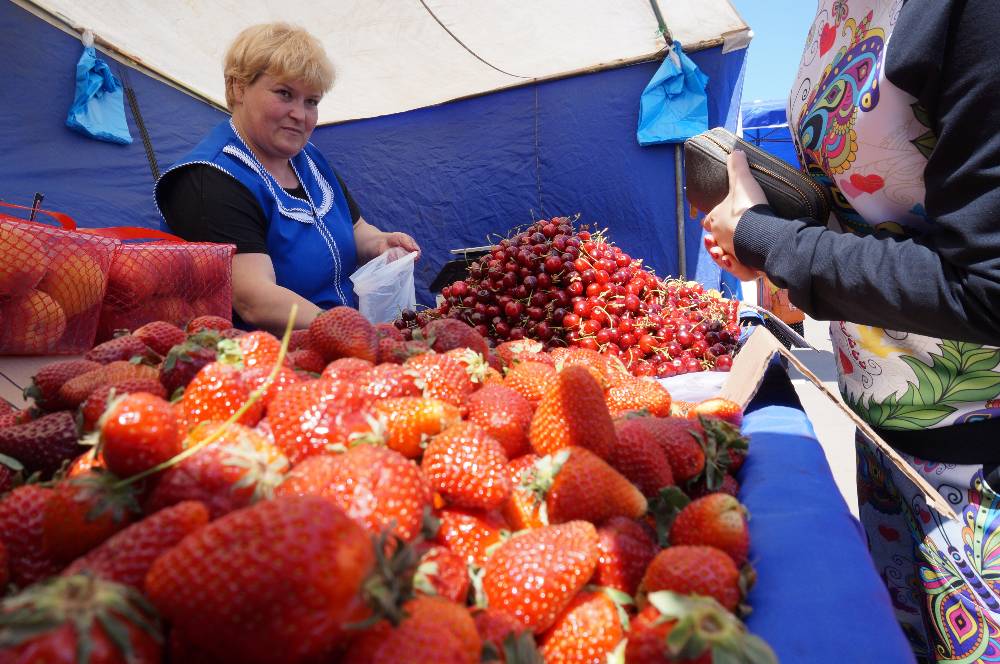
223, 23, 334, 109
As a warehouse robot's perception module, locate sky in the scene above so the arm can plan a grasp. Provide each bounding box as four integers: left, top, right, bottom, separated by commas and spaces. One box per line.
729, 0, 816, 104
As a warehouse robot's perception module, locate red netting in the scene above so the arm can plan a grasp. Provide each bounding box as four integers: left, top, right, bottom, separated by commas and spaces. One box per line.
0, 218, 119, 355
96, 242, 235, 342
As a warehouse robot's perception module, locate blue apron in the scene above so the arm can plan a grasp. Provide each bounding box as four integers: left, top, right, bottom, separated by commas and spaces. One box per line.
154, 119, 358, 310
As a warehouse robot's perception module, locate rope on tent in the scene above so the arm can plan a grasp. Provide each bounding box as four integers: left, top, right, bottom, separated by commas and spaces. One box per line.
119, 68, 160, 182
416, 0, 531, 79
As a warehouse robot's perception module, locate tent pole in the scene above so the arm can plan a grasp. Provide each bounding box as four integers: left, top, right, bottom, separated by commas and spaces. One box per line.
674, 144, 686, 280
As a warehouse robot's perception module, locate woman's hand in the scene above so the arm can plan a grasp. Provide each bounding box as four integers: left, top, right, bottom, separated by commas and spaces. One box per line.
702, 150, 767, 281
378, 231, 421, 258
704, 233, 761, 281
354, 218, 421, 263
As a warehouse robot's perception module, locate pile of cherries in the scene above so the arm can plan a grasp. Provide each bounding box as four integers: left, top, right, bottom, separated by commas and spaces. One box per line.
399, 216, 741, 377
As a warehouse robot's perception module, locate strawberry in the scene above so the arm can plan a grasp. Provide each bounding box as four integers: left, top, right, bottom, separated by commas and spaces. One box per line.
405, 352, 480, 408
606, 377, 673, 417
634, 416, 706, 485
435, 507, 509, 567
373, 396, 462, 458
687, 473, 741, 499
344, 595, 481, 664
0, 453, 21, 496
0, 575, 163, 663
63, 500, 209, 590
422, 422, 511, 510
287, 327, 311, 351
158, 339, 218, 396
495, 339, 549, 368
219, 327, 245, 339
611, 417, 675, 497
444, 347, 492, 387
670, 493, 750, 566
234, 330, 284, 369
375, 321, 404, 342
525, 447, 647, 525
529, 365, 616, 460
321, 356, 375, 382
133, 319, 187, 355
23, 359, 101, 410
414, 544, 470, 603
502, 360, 556, 403
501, 453, 546, 531
42, 472, 140, 564
482, 521, 599, 632
421, 318, 489, 357
85, 333, 158, 365
638, 545, 743, 613
552, 346, 627, 388
145, 496, 375, 663
690, 397, 744, 427
0, 485, 60, 587
308, 305, 377, 362
670, 399, 695, 417
594, 516, 659, 596
241, 364, 303, 409
275, 445, 433, 541
185, 314, 231, 333
466, 384, 533, 458
625, 593, 777, 664
287, 347, 326, 373
80, 377, 168, 432
538, 589, 625, 664
99, 392, 183, 478
0, 409, 31, 430
0, 410, 82, 476
378, 337, 432, 364
145, 421, 288, 519
475, 608, 538, 663
60, 360, 159, 409
182, 360, 263, 428
363, 362, 421, 399
0, 539, 7, 589
67, 448, 105, 478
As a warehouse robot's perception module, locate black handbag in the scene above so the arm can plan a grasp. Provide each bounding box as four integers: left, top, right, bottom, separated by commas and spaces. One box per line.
684, 127, 831, 222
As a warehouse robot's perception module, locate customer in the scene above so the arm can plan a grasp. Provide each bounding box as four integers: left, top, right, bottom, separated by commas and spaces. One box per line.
157, 23, 419, 333
704, 1, 1000, 660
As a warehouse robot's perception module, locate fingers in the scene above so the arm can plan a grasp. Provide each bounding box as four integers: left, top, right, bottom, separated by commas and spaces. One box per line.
727, 150, 750, 179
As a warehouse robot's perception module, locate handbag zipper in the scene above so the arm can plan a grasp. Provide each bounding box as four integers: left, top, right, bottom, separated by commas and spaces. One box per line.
702, 132, 830, 221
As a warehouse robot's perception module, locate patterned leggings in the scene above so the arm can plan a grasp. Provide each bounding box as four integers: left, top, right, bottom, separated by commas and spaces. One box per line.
857, 434, 1000, 663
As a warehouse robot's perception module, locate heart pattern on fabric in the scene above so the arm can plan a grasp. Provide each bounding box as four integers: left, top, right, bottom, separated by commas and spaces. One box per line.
878, 525, 901, 542
850, 173, 885, 194
819, 23, 836, 55
839, 349, 855, 374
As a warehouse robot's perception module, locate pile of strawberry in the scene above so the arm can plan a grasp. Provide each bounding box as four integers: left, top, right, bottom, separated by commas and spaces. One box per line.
0, 310, 774, 664
401, 216, 741, 378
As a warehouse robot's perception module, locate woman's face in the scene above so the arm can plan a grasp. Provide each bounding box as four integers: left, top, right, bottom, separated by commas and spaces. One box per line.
232, 73, 322, 163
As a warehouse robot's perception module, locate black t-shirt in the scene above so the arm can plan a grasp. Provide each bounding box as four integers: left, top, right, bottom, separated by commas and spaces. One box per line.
159, 164, 362, 254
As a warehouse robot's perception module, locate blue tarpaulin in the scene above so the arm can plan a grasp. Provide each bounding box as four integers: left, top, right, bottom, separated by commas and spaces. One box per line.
740, 98, 800, 168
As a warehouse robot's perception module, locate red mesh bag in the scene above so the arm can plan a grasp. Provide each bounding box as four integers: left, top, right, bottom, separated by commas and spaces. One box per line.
95, 233, 235, 342
0, 205, 119, 355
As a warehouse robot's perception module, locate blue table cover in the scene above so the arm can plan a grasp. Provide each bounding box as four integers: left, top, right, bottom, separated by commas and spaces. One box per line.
739, 363, 915, 663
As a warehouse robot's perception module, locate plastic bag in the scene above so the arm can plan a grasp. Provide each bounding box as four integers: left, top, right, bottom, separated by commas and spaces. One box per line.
349, 249, 418, 324
636, 41, 709, 145
65, 34, 133, 145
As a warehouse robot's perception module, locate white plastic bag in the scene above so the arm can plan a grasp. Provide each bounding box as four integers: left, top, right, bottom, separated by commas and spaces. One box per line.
349, 249, 418, 324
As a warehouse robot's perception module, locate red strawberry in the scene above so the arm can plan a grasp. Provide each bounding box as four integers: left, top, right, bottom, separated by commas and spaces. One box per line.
145, 421, 288, 519
611, 417, 675, 497
414, 544, 470, 603
287, 347, 326, 374
275, 445, 433, 541
60, 361, 160, 409
145, 496, 375, 663
233, 330, 284, 369
373, 396, 462, 459
241, 364, 303, 409
0, 485, 60, 587
690, 397, 744, 427
0, 410, 82, 477
363, 362, 421, 399
321, 356, 375, 382
80, 377, 168, 432
529, 365, 616, 460
538, 589, 625, 663
85, 333, 158, 365
375, 321, 404, 342
475, 608, 537, 662
435, 507, 509, 566
0, 575, 163, 662
501, 454, 545, 531
42, 472, 140, 564
634, 416, 706, 485
23, 359, 101, 411
308, 306, 377, 362
63, 500, 209, 590
99, 392, 183, 478
687, 473, 741, 499
0, 539, 7, 589
482, 521, 599, 632
182, 360, 263, 428
526, 447, 647, 525
345, 595, 480, 664
405, 352, 480, 408
287, 328, 310, 351
466, 384, 533, 458
594, 516, 659, 595
0, 452, 21, 496
552, 347, 627, 388
133, 319, 187, 355
503, 360, 556, 404
377, 337, 433, 364
670, 493, 750, 566
606, 377, 673, 417
185, 314, 232, 333
159, 340, 218, 396
422, 318, 489, 357
639, 545, 744, 612
422, 423, 511, 510
495, 339, 548, 368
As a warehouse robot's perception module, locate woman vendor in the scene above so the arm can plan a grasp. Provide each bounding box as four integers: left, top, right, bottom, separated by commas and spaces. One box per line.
156, 22, 419, 333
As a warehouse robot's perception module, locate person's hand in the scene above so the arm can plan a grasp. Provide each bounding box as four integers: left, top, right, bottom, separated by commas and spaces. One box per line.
704, 232, 761, 281
702, 150, 767, 256
377, 231, 421, 260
